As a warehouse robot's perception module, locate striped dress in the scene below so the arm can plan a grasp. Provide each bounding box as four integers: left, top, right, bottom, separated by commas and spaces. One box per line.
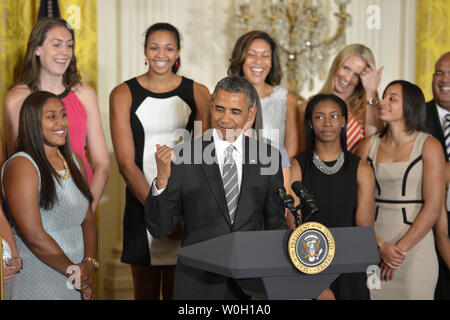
346, 115, 365, 153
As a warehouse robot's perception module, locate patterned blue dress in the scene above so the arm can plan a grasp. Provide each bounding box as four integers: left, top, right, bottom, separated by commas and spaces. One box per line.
2, 152, 89, 300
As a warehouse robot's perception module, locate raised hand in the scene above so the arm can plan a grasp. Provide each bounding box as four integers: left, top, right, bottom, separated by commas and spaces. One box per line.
360, 61, 383, 98
155, 144, 174, 190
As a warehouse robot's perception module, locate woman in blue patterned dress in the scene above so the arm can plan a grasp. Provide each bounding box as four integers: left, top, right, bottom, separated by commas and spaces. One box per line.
2, 91, 97, 300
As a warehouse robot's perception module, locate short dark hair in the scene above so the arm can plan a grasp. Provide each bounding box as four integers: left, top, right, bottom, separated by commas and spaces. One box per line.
16, 91, 93, 209
212, 75, 259, 109
144, 22, 181, 73
304, 93, 349, 169
227, 30, 282, 86
380, 80, 427, 137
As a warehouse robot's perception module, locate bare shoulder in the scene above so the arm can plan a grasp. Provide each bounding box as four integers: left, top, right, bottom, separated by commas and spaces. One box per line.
357, 158, 374, 180
355, 137, 372, 160
3, 155, 39, 182
110, 82, 132, 107
193, 82, 211, 98
422, 135, 445, 160
286, 91, 300, 109
4, 84, 31, 108
193, 81, 210, 93
193, 81, 212, 108
72, 81, 96, 99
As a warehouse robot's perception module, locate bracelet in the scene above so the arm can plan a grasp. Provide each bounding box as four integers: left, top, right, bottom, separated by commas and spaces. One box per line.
377, 240, 384, 249
11, 257, 23, 273
83, 257, 99, 270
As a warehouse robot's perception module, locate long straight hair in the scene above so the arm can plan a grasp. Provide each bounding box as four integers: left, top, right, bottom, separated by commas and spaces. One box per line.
304, 93, 349, 170
14, 17, 81, 91
16, 91, 92, 209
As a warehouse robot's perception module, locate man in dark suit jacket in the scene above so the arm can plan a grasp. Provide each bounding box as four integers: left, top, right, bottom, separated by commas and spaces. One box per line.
425, 52, 450, 299
145, 76, 287, 300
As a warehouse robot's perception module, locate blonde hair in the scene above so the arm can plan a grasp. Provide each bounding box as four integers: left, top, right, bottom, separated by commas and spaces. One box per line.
320, 44, 375, 122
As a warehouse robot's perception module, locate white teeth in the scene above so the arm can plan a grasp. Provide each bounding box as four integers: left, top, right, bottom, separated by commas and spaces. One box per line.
250, 68, 265, 75
339, 79, 349, 86
441, 87, 450, 91
155, 61, 168, 67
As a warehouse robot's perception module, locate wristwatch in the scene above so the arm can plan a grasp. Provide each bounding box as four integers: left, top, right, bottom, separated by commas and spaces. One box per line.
377, 240, 384, 249
368, 97, 379, 106
83, 257, 99, 270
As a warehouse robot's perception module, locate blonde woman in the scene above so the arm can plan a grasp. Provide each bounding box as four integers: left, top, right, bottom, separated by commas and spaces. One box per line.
299, 44, 384, 153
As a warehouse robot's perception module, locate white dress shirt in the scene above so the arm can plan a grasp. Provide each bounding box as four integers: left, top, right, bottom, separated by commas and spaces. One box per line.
436, 102, 450, 130
152, 128, 244, 195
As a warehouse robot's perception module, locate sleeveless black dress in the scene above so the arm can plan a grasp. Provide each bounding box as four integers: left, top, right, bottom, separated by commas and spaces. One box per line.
296, 152, 370, 300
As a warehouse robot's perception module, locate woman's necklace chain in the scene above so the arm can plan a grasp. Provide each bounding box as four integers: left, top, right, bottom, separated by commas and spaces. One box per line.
313, 151, 344, 175
55, 149, 70, 179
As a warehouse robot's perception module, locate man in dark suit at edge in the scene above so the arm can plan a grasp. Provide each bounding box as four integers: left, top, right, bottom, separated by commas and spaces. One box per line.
425, 52, 450, 300
145, 75, 287, 300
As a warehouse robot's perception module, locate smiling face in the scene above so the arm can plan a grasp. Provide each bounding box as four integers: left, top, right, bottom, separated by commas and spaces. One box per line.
145, 30, 180, 75
35, 26, 73, 76
41, 98, 68, 148
380, 83, 404, 123
211, 89, 255, 142
311, 99, 346, 144
333, 55, 366, 100
433, 53, 450, 110
242, 38, 272, 86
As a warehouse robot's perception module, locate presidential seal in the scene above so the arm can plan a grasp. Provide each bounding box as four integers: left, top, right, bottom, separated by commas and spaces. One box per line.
288, 222, 335, 274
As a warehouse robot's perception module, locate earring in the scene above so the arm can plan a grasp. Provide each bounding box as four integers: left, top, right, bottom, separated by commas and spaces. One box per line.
145, 58, 148, 66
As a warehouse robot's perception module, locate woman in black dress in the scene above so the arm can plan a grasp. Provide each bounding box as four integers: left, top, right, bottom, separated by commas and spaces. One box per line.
290, 93, 375, 299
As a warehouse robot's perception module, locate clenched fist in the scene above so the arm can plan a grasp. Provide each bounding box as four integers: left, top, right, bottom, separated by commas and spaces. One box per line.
155, 144, 175, 190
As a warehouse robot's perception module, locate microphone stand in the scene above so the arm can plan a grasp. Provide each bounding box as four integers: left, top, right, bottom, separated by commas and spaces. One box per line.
278, 189, 302, 228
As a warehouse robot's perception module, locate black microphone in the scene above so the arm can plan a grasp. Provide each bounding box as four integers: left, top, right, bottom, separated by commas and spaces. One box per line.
277, 187, 301, 227
291, 181, 319, 220
277, 187, 295, 211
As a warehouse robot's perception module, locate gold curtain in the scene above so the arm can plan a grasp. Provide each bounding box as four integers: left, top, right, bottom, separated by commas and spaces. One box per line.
416, 0, 450, 101
0, 0, 40, 126
0, 0, 97, 127
59, 0, 97, 91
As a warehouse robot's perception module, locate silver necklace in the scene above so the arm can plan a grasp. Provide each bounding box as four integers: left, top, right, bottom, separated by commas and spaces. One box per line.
313, 151, 344, 175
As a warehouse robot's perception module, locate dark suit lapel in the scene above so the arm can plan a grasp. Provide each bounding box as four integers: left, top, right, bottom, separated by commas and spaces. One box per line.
200, 133, 232, 225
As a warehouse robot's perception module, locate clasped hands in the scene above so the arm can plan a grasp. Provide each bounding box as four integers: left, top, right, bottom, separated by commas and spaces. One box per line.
66, 261, 96, 300
379, 242, 406, 281
2, 258, 22, 283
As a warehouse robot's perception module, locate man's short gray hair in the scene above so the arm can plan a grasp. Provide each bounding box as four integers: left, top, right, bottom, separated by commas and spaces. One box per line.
212, 75, 259, 109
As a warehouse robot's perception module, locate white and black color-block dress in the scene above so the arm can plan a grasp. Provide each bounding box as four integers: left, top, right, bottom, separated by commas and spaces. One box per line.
121, 76, 196, 266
